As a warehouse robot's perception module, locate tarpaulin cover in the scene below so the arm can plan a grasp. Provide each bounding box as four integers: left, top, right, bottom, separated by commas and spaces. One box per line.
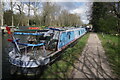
14, 32, 44, 36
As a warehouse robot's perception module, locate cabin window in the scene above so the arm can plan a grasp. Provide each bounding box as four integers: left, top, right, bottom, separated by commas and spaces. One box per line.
79, 31, 80, 35
68, 35, 70, 39
67, 32, 71, 40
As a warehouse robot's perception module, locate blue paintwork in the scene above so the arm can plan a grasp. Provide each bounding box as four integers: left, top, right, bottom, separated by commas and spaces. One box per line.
58, 28, 86, 49
14, 32, 44, 36
11, 39, 44, 46
17, 43, 44, 46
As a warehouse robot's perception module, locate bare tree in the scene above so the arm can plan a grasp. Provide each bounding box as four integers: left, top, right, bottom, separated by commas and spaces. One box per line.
10, 0, 16, 26
11, 2, 83, 27
31, 2, 41, 16
16, 2, 24, 14
31, 2, 42, 26
58, 10, 83, 27
41, 2, 61, 26
58, 10, 69, 26
15, 2, 25, 26
41, 2, 52, 26
27, 2, 31, 26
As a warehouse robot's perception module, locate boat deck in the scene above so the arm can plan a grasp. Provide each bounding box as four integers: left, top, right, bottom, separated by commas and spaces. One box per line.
22, 49, 54, 59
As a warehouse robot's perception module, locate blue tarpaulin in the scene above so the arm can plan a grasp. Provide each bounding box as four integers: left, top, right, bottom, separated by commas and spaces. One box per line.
11, 39, 44, 46
17, 43, 44, 46
14, 32, 44, 36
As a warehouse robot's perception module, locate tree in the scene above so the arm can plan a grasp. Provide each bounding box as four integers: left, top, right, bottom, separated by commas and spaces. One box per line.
13, 13, 28, 26
90, 2, 119, 34
26, 2, 31, 26
112, 2, 120, 18
2, 1, 83, 27
10, 0, 16, 26
112, 2, 120, 33
41, 2, 53, 26
4, 10, 13, 26
41, 2, 61, 26
30, 2, 43, 26
15, 2, 26, 26
68, 14, 83, 27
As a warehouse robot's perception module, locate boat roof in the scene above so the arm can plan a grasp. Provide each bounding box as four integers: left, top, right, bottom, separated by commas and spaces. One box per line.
14, 27, 85, 35
48, 28, 64, 31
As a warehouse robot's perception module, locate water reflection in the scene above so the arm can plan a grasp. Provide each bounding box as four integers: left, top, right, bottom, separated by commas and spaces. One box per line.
2, 33, 44, 80
2, 33, 11, 79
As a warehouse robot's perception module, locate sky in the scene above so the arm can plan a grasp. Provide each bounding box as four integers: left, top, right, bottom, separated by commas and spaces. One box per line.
3, 0, 93, 24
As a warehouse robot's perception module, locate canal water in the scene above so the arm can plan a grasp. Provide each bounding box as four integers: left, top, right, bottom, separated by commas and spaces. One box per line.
2, 33, 11, 79
2, 33, 44, 80
2, 26, 51, 80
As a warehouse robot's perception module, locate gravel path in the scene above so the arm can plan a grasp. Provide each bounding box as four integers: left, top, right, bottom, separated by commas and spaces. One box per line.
72, 33, 115, 79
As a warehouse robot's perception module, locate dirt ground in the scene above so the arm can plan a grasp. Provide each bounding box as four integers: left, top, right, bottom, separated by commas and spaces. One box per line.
72, 33, 116, 79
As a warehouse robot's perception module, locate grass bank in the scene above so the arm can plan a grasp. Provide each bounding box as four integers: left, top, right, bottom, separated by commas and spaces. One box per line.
98, 33, 120, 77
40, 33, 89, 78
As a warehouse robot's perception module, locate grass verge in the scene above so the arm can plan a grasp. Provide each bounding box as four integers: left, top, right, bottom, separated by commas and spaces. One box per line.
40, 33, 89, 78
98, 33, 120, 77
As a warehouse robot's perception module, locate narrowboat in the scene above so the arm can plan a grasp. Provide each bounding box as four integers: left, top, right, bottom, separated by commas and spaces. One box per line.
7, 27, 86, 68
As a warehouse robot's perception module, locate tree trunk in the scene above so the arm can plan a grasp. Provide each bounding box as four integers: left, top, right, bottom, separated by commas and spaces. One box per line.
10, 0, 14, 26
27, 2, 30, 26
11, 15, 14, 26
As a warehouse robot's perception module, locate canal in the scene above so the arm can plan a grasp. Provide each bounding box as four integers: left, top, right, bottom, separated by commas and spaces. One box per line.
2, 33, 11, 79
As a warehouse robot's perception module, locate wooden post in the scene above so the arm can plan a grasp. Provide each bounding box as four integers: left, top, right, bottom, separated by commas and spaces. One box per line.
0, 0, 3, 79
0, 29, 2, 79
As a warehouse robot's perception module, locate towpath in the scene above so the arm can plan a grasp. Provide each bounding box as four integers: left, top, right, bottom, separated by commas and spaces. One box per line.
72, 33, 115, 79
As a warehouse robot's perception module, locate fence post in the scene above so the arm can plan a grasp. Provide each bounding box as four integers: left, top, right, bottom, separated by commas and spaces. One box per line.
0, 28, 2, 79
